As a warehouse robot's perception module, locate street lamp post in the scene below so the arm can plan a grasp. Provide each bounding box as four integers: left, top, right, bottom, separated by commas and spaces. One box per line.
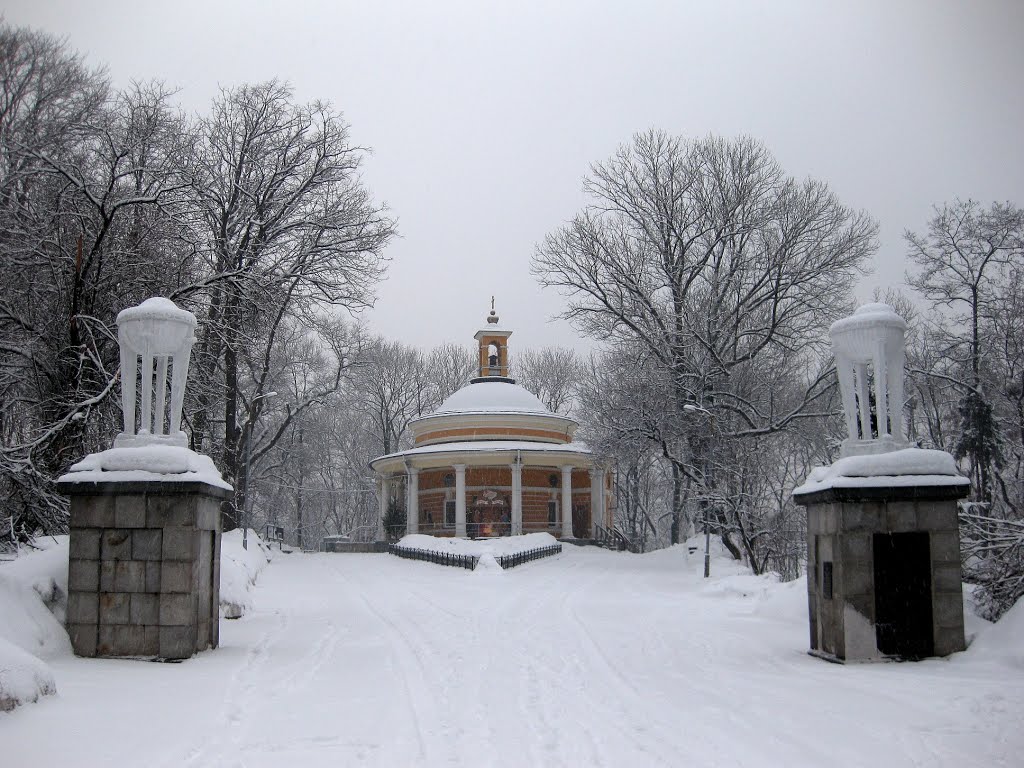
242, 391, 277, 551
684, 403, 715, 578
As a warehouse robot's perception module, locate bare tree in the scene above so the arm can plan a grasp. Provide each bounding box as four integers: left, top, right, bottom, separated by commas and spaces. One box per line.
512, 346, 580, 415
427, 342, 475, 403
358, 339, 434, 456
906, 200, 1023, 387
534, 130, 877, 546
905, 200, 1024, 503
180, 80, 396, 529
0, 28, 398, 547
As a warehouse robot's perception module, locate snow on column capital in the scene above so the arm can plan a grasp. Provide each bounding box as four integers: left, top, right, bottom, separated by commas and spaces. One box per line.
114, 297, 197, 450
830, 303, 910, 458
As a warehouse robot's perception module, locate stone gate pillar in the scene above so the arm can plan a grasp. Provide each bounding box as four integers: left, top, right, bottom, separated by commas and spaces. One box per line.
793, 303, 969, 662
58, 298, 230, 661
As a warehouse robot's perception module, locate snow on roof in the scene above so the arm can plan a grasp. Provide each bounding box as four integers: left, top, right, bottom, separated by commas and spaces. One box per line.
829, 302, 907, 335
793, 448, 969, 495
116, 296, 196, 325
433, 381, 551, 416
373, 439, 592, 465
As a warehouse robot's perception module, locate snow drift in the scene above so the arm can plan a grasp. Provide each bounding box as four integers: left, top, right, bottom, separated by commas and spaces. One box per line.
219, 529, 273, 618
0, 538, 72, 713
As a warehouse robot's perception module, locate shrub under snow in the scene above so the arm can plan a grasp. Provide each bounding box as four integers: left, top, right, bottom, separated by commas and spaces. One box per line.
219, 529, 273, 619
0, 539, 72, 713
0, 637, 57, 713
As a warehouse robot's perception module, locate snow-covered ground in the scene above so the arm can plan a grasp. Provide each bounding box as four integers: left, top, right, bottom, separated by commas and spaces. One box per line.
2, 541, 1022, 766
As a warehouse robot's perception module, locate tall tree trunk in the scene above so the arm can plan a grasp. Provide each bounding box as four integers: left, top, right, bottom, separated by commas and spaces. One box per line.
670, 462, 682, 545
295, 426, 305, 550
222, 287, 241, 531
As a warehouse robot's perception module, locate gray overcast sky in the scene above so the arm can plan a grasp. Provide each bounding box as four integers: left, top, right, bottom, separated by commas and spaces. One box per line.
5, 0, 1023, 354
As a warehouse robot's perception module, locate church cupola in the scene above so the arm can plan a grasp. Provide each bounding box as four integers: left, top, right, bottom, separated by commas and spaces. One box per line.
473, 298, 514, 381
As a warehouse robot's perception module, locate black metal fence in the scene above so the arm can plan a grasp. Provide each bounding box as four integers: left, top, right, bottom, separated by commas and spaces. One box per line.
495, 543, 562, 569
387, 544, 479, 570
387, 542, 563, 570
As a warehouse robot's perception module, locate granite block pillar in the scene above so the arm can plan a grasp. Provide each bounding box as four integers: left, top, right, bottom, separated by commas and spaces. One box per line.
62, 480, 228, 661
794, 482, 969, 662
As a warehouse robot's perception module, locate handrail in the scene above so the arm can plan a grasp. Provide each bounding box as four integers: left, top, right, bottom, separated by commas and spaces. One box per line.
610, 526, 635, 552
593, 523, 637, 553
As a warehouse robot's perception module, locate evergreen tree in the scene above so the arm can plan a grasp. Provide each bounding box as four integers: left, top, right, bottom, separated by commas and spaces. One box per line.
954, 388, 1003, 504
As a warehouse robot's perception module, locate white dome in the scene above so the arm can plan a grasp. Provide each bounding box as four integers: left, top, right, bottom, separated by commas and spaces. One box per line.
434, 381, 550, 415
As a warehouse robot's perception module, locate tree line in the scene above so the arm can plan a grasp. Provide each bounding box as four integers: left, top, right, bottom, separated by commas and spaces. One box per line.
1, 22, 1020, 619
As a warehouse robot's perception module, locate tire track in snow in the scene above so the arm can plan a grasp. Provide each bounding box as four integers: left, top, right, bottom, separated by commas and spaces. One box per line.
324, 556, 433, 763
551, 560, 685, 766
175, 558, 347, 767
176, 608, 290, 768
490, 553, 614, 767
338, 557, 494, 759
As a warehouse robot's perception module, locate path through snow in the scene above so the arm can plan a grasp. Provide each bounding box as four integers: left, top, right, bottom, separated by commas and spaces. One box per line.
3, 545, 1021, 766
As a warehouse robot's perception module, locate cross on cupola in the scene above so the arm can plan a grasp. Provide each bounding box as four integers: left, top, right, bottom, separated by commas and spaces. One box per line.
473, 298, 514, 381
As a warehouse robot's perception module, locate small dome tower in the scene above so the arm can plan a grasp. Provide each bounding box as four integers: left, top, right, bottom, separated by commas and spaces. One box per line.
473, 297, 513, 382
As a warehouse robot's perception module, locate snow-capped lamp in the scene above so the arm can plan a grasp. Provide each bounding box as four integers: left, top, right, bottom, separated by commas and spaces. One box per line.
114, 297, 196, 449
830, 302, 911, 457
60, 296, 227, 482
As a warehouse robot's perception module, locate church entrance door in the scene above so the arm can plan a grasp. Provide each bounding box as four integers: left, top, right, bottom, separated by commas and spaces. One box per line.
472, 490, 510, 537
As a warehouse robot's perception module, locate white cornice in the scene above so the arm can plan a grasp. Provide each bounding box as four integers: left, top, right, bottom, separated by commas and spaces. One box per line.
370, 440, 596, 474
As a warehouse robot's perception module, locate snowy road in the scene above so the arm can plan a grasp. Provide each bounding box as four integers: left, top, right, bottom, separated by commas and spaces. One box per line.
5, 545, 1022, 767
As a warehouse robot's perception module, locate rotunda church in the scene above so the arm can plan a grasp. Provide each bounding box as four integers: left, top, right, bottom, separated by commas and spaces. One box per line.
371, 308, 612, 540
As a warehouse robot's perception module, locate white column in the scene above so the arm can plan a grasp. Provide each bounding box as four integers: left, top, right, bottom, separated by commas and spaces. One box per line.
377, 477, 387, 541
889, 341, 907, 442
589, 466, 602, 536
406, 467, 419, 535
140, 352, 154, 433
454, 464, 467, 538
561, 464, 574, 540
855, 362, 871, 440
120, 345, 136, 435
511, 460, 523, 536
836, 357, 859, 444
154, 357, 168, 435
599, 468, 608, 529
168, 342, 192, 438
873, 345, 890, 438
